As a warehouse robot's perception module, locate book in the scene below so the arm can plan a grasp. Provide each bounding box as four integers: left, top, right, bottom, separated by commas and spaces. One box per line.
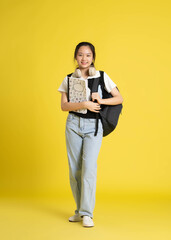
68, 77, 87, 114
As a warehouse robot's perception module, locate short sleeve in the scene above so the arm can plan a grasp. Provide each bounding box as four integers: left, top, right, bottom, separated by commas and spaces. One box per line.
57, 76, 68, 93
103, 72, 117, 93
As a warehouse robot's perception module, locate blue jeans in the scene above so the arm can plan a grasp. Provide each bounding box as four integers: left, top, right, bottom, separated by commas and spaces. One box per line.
65, 113, 103, 218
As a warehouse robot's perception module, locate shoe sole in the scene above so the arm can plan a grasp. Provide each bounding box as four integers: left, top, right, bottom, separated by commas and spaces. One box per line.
69, 219, 82, 222
83, 225, 94, 227
69, 220, 81, 222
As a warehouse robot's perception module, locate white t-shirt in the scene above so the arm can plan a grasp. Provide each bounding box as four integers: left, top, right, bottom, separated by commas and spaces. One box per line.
58, 70, 117, 100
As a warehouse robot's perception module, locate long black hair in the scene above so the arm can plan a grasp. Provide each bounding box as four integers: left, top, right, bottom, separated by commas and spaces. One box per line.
74, 42, 96, 67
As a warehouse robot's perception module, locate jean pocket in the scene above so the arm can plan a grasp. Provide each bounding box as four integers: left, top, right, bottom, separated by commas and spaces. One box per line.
67, 113, 74, 122
87, 118, 96, 123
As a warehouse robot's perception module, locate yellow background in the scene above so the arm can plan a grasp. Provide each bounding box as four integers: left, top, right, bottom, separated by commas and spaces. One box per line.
0, 0, 171, 239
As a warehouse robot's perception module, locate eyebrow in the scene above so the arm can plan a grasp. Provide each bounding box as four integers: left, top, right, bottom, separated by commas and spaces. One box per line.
78, 52, 92, 54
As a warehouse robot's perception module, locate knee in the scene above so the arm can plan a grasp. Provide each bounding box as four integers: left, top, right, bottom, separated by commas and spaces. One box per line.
69, 168, 81, 181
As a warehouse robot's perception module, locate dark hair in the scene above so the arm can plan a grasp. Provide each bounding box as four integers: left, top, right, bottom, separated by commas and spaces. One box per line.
74, 42, 96, 67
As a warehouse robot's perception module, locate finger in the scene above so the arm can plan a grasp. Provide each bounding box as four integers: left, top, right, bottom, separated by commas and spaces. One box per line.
95, 107, 101, 110
96, 104, 101, 107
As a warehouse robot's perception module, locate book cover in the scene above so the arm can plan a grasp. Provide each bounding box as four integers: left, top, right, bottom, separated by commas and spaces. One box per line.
68, 77, 87, 114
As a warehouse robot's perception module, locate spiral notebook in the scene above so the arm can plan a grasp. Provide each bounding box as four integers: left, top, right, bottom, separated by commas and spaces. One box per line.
68, 77, 87, 114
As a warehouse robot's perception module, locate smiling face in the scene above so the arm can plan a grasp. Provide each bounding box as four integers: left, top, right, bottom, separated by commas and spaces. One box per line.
75, 46, 94, 70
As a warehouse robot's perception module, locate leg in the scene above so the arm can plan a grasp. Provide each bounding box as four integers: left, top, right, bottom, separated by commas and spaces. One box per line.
65, 117, 83, 215
79, 121, 103, 218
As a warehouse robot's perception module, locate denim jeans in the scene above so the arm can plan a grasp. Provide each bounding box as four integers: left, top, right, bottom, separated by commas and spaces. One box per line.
65, 113, 103, 218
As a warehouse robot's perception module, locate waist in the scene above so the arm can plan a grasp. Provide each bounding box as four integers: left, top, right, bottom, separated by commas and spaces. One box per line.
69, 111, 101, 119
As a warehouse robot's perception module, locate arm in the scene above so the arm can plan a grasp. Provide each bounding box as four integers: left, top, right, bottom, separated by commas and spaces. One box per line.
92, 87, 123, 105
60, 92, 101, 112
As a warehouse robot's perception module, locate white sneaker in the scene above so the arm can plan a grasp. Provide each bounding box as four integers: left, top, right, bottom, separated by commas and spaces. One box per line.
69, 213, 82, 222
82, 216, 94, 227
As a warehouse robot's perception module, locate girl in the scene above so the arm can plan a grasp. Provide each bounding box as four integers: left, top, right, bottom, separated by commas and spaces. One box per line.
58, 42, 123, 227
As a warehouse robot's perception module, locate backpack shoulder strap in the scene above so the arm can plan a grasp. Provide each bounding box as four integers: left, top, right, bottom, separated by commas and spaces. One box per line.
67, 73, 73, 101
67, 73, 73, 77
91, 70, 104, 93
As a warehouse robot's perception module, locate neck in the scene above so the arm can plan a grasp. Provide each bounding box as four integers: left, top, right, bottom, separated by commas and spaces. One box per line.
79, 67, 89, 78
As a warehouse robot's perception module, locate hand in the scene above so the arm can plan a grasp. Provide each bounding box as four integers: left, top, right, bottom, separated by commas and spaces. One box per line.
91, 92, 103, 104
85, 101, 101, 113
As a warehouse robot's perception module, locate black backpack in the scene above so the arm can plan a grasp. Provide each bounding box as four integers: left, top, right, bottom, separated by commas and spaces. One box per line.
92, 71, 123, 137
